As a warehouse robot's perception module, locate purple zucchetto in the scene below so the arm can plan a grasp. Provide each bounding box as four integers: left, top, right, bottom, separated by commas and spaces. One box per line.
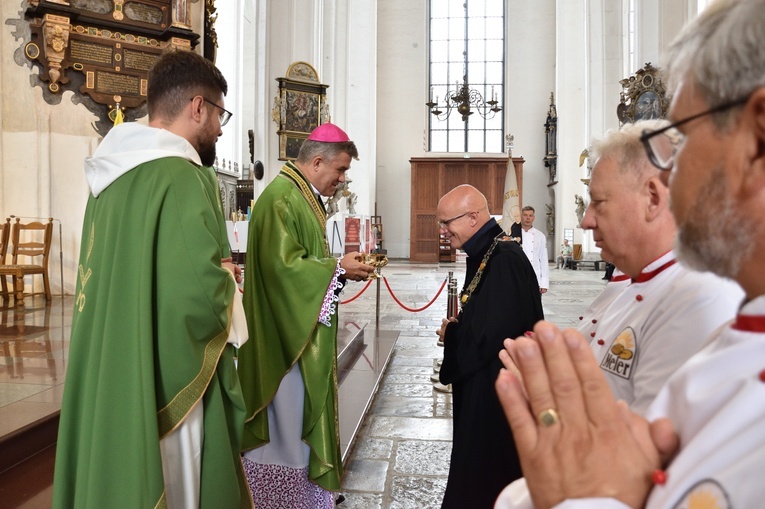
306, 123, 351, 143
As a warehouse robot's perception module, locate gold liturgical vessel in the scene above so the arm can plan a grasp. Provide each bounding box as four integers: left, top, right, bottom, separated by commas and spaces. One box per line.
358, 253, 389, 279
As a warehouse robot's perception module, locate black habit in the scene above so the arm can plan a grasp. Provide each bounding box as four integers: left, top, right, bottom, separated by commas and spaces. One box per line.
439, 219, 544, 508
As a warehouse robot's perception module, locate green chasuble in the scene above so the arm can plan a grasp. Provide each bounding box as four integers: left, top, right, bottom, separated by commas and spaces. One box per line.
53, 158, 251, 508
238, 161, 343, 490
199, 165, 231, 258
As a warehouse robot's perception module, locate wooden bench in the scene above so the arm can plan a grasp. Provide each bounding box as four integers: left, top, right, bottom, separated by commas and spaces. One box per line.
570, 259, 605, 271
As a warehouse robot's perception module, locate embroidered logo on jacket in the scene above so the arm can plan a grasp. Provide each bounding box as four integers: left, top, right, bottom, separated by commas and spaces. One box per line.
672, 479, 730, 509
600, 327, 636, 379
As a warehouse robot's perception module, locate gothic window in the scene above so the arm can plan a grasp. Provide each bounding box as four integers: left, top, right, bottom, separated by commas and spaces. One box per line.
428, 0, 505, 153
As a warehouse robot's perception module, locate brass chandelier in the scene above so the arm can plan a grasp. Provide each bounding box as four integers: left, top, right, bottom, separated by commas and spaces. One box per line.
426, 74, 502, 122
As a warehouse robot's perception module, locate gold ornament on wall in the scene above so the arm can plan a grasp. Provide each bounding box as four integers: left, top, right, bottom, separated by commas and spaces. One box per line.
19, 0, 199, 135
617, 63, 669, 125
272, 62, 331, 161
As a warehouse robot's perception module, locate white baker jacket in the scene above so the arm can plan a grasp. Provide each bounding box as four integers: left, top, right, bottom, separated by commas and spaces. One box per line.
497, 294, 764, 509
494, 253, 748, 509
576, 269, 630, 340
521, 227, 549, 289
587, 251, 743, 415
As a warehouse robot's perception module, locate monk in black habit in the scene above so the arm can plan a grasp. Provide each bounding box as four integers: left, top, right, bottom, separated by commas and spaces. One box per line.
437, 185, 544, 508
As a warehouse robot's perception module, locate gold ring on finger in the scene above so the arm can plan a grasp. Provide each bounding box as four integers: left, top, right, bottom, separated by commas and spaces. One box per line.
537, 408, 559, 428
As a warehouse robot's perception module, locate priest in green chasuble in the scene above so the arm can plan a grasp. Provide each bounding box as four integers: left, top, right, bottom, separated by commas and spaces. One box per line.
53, 50, 252, 508
238, 123, 374, 507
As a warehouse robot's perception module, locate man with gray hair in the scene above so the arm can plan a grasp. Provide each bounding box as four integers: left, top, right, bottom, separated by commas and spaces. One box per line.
494, 1, 765, 507
577, 119, 741, 415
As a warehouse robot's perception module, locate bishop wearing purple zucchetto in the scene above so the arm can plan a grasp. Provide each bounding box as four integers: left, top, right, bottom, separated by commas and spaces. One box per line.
237, 123, 374, 507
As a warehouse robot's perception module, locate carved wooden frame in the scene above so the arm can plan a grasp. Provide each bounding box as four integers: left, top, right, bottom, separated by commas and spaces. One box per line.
272, 62, 330, 161
617, 62, 670, 125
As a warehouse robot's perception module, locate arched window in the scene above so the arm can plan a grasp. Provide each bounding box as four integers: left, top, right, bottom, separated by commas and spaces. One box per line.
428, 0, 505, 153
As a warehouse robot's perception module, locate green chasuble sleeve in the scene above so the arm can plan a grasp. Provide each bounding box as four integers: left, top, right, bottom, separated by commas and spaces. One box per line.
53, 157, 251, 508
238, 163, 344, 490
198, 165, 231, 258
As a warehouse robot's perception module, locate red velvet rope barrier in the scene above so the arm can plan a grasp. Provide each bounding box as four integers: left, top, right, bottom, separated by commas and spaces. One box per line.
383, 276, 447, 312
339, 278, 374, 304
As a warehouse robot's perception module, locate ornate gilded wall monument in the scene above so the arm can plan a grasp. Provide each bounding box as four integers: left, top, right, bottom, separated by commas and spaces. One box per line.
616, 62, 669, 126
272, 62, 330, 161
17, 0, 201, 134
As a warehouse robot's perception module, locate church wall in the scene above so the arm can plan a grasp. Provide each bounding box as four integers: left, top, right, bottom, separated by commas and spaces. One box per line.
376, 0, 558, 259
244, 0, 376, 222
554, 0, 589, 253
553, 0, 699, 257
1, 1, 102, 295
506, 0, 557, 257
0, 0, 707, 290
375, 0, 427, 258
0, 0, 377, 295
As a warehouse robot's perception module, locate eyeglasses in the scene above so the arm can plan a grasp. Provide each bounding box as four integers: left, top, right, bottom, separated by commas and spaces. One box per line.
640, 96, 749, 170
438, 211, 471, 229
192, 97, 233, 126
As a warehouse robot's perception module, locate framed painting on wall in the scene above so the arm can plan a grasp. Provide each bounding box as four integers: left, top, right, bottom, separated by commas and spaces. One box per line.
272, 62, 331, 161
616, 63, 669, 125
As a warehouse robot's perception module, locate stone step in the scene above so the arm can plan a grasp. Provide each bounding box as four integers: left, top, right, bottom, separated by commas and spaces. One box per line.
337, 323, 398, 463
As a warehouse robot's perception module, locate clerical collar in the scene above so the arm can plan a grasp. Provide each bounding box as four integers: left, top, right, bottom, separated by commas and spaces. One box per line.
632, 251, 676, 283
463, 218, 499, 258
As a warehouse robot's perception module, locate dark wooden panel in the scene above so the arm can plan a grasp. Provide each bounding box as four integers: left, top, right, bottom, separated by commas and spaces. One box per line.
467, 164, 491, 210
410, 212, 438, 262
442, 163, 467, 196
410, 157, 524, 262
493, 163, 507, 212
411, 163, 440, 210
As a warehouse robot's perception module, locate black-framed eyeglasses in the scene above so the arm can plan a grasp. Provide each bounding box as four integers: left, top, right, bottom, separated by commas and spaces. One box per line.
438, 211, 471, 229
639, 96, 749, 170
192, 97, 233, 126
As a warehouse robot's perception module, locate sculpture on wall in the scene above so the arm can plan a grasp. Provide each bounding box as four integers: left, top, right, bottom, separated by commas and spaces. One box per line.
346, 191, 358, 215
204, 0, 218, 62
544, 92, 558, 186
326, 182, 347, 219
575, 194, 586, 227
546, 203, 555, 236
505, 133, 514, 157
326, 178, 358, 218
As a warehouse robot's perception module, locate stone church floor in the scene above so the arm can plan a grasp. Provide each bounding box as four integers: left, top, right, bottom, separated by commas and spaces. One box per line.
0, 257, 606, 508
335, 259, 607, 508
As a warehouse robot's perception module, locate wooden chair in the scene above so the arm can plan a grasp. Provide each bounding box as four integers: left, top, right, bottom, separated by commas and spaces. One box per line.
0, 218, 53, 305
0, 218, 10, 299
